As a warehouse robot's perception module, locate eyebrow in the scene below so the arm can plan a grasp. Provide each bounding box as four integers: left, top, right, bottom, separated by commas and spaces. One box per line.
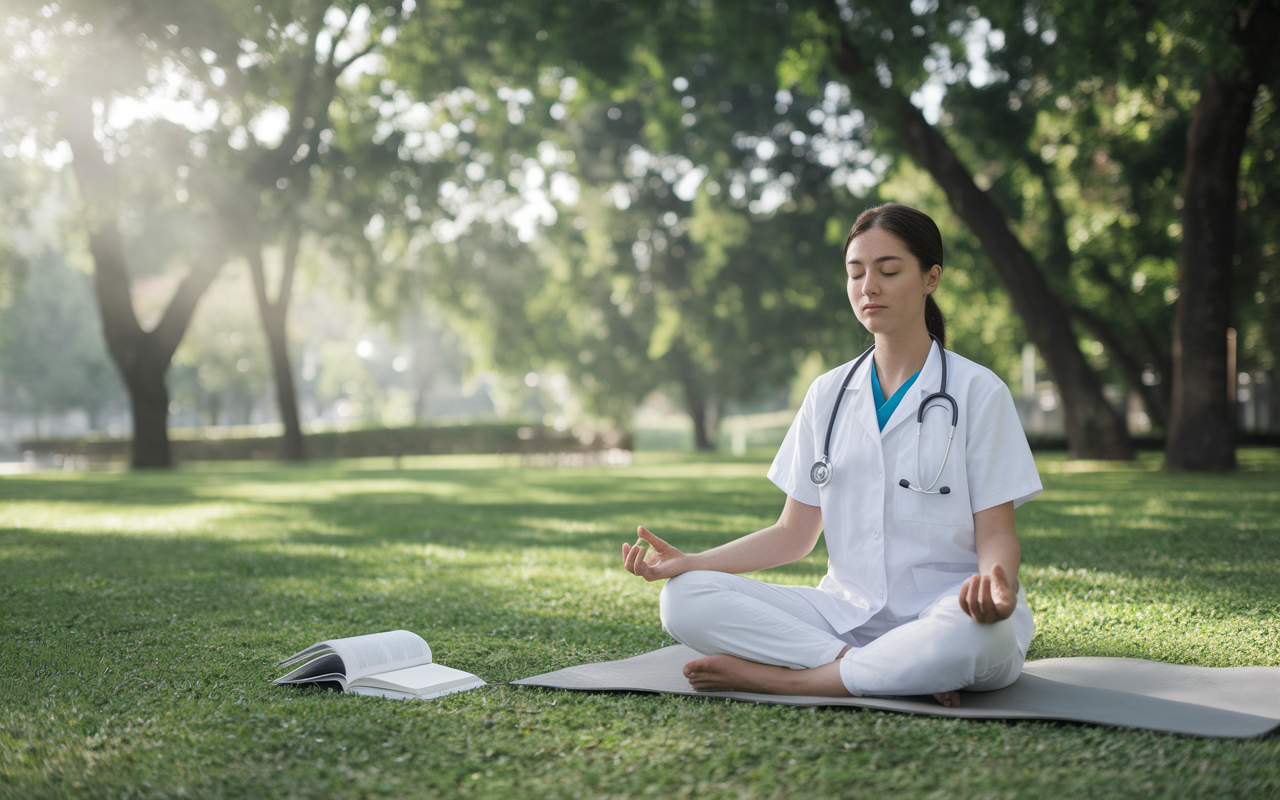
846, 255, 905, 267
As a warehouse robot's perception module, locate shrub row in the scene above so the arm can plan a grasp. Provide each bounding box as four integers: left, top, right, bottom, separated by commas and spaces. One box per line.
20, 422, 633, 463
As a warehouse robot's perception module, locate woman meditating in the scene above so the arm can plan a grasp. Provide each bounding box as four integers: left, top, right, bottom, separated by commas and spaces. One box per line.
621, 203, 1041, 707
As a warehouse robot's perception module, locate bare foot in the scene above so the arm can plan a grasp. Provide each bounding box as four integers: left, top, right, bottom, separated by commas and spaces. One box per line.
934, 691, 961, 708
683, 654, 794, 693
682, 653, 852, 696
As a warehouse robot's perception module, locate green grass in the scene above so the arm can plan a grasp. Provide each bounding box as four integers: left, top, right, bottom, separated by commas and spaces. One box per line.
2, 449, 1279, 798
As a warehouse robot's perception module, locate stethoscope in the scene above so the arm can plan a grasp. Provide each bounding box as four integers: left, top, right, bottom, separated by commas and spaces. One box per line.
809, 335, 958, 494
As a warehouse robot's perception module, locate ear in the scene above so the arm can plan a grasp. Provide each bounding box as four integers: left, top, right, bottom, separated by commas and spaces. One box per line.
924, 264, 942, 294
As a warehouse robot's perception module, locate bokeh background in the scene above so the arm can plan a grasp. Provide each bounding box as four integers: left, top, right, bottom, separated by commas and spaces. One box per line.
1, 0, 1276, 469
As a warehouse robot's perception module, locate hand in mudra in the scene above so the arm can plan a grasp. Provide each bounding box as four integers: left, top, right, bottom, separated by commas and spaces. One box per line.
622, 526, 686, 581
958, 563, 1017, 623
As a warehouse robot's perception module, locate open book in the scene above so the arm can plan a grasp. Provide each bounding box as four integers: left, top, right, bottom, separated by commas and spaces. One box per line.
274, 630, 486, 700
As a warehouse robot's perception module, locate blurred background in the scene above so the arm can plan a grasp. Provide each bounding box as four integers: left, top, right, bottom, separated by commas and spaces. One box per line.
0, 0, 1276, 470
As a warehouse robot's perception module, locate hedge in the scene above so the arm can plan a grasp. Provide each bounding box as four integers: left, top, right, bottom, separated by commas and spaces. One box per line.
20, 422, 633, 463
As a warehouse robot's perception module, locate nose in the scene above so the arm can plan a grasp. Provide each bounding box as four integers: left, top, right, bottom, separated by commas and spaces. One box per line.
861, 273, 879, 296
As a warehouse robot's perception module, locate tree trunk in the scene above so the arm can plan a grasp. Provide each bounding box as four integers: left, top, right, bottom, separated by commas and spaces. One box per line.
1165, 4, 1277, 471
412, 368, 433, 423
686, 385, 714, 451
205, 390, 222, 427
831, 34, 1132, 459
1071, 303, 1170, 431
674, 349, 715, 451
1165, 80, 1250, 470
123, 356, 172, 469
262, 305, 305, 460
1031, 162, 1172, 431
86, 404, 102, 435
248, 227, 306, 462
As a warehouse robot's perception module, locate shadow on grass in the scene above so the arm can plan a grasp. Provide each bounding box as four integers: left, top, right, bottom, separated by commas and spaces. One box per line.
3, 452, 1278, 654
0, 519, 681, 685
1020, 465, 1280, 583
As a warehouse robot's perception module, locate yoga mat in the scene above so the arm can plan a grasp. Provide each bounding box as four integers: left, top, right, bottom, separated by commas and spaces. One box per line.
511, 645, 1280, 738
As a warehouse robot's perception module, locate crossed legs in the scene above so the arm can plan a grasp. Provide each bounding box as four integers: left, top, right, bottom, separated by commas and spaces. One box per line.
659, 571, 1026, 706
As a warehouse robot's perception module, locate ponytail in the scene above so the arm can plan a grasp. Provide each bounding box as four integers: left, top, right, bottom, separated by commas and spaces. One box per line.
924, 294, 946, 349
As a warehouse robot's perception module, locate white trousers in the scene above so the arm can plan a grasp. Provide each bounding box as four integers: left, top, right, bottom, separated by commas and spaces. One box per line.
659, 570, 1030, 696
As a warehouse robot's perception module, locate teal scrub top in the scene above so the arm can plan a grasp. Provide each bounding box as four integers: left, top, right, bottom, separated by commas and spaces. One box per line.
871, 367, 921, 431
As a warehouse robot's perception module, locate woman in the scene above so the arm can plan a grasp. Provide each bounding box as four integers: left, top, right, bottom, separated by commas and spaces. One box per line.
621, 203, 1040, 707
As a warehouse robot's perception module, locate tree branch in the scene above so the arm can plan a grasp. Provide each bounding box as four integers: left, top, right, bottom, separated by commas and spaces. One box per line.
1024, 152, 1073, 277
1084, 257, 1171, 374
247, 246, 271, 313
278, 218, 302, 312
56, 88, 144, 353
151, 226, 228, 363
827, 24, 1132, 457
335, 38, 380, 75
1069, 301, 1170, 429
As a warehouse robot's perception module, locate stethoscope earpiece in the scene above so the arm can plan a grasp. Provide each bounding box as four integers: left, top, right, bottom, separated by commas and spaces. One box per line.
900, 478, 951, 494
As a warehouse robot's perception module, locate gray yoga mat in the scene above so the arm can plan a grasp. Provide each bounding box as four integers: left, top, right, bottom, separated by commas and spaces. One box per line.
511, 645, 1280, 738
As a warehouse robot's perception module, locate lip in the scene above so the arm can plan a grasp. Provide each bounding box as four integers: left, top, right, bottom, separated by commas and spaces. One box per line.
861, 304, 886, 314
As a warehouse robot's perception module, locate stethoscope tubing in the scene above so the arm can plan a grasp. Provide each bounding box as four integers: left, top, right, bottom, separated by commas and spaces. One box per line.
811, 335, 957, 491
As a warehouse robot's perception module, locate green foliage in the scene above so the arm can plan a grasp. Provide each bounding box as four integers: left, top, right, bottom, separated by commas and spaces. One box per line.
171, 267, 274, 425
374, 0, 1280, 442
384, 39, 893, 436
938, 0, 1278, 400
1236, 88, 1280, 374
6, 0, 1276, 448
875, 161, 1027, 383
2, 451, 1280, 796
0, 249, 125, 423
0, 0, 248, 277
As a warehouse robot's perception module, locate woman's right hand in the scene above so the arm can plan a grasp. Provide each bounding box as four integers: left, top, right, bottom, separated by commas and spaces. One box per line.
622, 526, 688, 581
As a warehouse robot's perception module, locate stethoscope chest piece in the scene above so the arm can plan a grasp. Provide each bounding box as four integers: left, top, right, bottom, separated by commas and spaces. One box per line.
810, 457, 833, 486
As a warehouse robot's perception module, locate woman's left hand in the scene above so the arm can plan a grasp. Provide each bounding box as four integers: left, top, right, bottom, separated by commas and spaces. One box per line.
958, 562, 1017, 623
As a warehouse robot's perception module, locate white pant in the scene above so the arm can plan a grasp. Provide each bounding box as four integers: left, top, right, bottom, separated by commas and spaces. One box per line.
659, 570, 1030, 696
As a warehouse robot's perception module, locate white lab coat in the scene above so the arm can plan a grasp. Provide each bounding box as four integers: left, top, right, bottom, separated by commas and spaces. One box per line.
766, 340, 1042, 644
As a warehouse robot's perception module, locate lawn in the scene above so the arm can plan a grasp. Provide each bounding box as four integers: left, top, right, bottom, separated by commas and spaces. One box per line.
2, 449, 1279, 798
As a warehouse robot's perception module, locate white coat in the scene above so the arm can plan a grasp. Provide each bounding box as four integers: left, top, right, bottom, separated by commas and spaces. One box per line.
766, 340, 1042, 639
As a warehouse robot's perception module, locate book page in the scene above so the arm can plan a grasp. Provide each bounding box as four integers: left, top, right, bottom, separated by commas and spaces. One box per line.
353, 663, 486, 696
274, 653, 349, 687
347, 681, 485, 701
321, 630, 432, 681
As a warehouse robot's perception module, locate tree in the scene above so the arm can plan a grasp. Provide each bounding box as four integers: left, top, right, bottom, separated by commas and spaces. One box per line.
198, 0, 420, 461
1, 0, 441, 465
391, 0, 1136, 456
0, 247, 127, 434
355, 0, 1048, 447
382, 55, 879, 447
938, 0, 1279, 465
61, 97, 227, 468
3, 1, 239, 466
1165, 1, 1279, 471
170, 267, 273, 426
761, 1, 1135, 458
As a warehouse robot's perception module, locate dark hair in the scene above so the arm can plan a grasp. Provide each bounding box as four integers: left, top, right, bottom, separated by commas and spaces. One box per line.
844, 203, 947, 347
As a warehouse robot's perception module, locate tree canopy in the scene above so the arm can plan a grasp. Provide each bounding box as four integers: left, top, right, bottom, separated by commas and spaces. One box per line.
2, 0, 1276, 466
